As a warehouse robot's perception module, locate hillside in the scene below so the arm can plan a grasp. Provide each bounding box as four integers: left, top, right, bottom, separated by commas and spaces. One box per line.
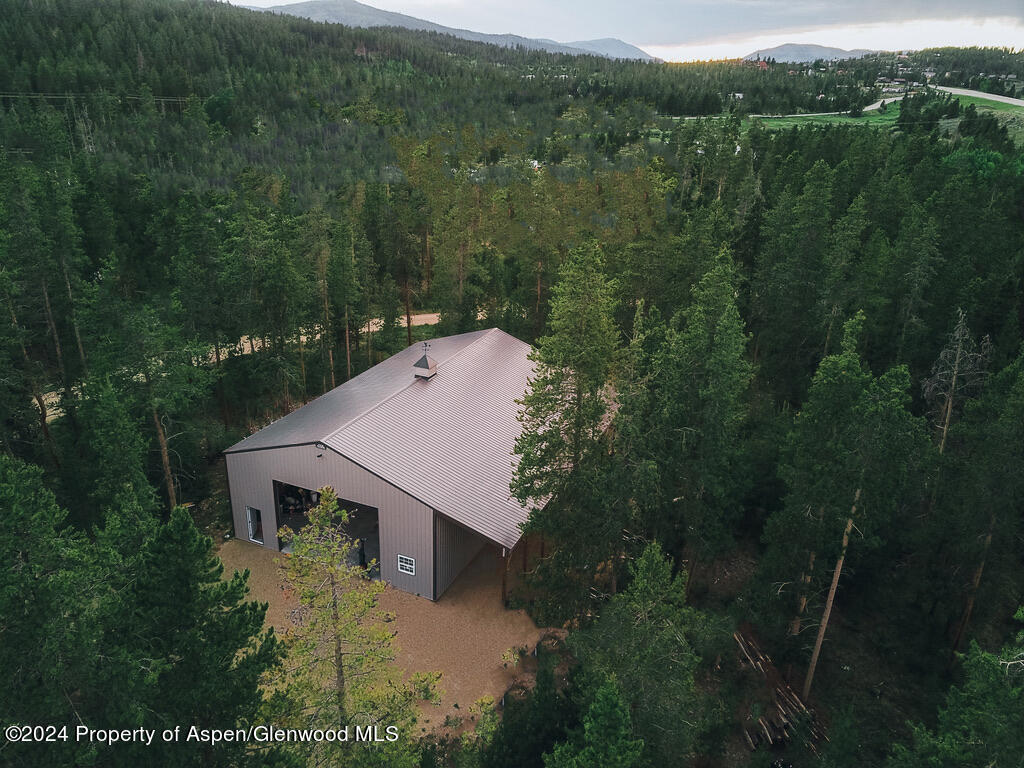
745, 43, 876, 62
255, 0, 654, 59
561, 37, 657, 61
2, 1, 1024, 765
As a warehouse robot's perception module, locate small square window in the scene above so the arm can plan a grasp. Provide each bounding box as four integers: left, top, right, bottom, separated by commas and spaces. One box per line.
397, 554, 415, 575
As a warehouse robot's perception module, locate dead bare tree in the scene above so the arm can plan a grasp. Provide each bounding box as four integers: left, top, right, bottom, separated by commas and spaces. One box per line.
922, 309, 991, 456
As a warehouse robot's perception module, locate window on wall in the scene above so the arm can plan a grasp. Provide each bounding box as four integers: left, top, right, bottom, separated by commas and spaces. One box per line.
397, 554, 415, 575
247, 506, 264, 544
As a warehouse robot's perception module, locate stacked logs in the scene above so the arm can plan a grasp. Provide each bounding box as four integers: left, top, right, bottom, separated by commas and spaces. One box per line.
734, 628, 829, 752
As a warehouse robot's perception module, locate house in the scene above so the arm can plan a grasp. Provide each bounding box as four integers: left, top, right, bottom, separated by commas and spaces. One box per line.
224, 328, 535, 600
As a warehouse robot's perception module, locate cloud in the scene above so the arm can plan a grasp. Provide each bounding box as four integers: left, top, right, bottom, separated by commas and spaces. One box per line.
644, 16, 1024, 61
234, 0, 1024, 50
630, 1, 1024, 46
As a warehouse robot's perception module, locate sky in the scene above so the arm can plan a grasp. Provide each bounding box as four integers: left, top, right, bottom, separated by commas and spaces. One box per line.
236, 0, 1024, 61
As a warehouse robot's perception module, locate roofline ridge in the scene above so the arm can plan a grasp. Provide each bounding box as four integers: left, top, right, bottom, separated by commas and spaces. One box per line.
321, 328, 500, 444
224, 334, 421, 453
321, 372, 418, 444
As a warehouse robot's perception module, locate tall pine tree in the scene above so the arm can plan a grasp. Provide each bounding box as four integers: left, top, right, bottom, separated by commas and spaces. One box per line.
512, 241, 622, 620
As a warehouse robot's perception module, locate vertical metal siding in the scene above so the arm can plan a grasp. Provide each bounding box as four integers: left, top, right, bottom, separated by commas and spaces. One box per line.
225, 444, 434, 598
226, 451, 280, 551
434, 513, 486, 599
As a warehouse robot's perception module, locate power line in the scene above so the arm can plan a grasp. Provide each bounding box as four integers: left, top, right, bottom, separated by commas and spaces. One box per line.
0, 91, 190, 103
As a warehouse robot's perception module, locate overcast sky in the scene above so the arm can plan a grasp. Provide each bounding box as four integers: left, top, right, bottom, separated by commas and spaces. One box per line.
236, 0, 1024, 60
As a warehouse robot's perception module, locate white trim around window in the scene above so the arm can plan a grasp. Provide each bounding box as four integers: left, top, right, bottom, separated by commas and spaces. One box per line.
397, 554, 415, 576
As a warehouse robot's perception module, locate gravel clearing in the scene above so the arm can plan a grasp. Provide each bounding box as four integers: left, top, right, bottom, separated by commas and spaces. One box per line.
217, 538, 542, 730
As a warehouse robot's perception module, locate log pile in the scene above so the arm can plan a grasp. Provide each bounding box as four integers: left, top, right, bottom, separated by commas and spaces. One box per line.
734, 628, 829, 753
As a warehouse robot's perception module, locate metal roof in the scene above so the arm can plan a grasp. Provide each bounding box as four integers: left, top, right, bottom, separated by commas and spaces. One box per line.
225, 328, 534, 549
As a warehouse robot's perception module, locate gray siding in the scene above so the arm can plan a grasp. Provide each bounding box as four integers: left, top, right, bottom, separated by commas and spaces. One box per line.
434, 513, 486, 599
226, 444, 434, 598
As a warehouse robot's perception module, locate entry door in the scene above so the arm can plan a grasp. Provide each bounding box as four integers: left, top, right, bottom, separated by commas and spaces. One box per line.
246, 506, 264, 544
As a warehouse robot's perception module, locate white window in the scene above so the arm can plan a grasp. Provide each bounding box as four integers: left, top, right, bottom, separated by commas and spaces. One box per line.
397, 554, 415, 576
246, 506, 264, 544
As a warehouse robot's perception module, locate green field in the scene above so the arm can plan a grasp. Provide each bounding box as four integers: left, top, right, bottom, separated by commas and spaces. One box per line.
748, 108, 900, 131
749, 92, 1024, 136
949, 93, 1024, 112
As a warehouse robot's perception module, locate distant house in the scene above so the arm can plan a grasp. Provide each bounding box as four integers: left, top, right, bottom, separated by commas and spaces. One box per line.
224, 329, 534, 600
758, 60, 769, 71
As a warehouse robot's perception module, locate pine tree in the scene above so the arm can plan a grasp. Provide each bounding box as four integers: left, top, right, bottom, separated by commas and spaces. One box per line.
615, 248, 752, 561
544, 680, 643, 768
481, 651, 575, 768
81, 268, 213, 511
943, 347, 1024, 659
276, 488, 434, 767
0, 451, 285, 767
0, 456, 88, 764
888, 607, 1024, 768
568, 543, 710, 763
761, 313, 926, 698
118, 507, 282, 767
77, 376, 158, 519
922, 309, 991, 456
752, 160, 835, 402
511, 241, 622, 620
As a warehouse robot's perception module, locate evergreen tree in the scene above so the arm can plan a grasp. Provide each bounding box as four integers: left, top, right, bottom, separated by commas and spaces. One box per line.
888, 607, 1024, 768
481, 651, 576, 768
544, 680, 643, 768
943, 347, 1024, 658
0, 456, 88, 765
568, 543, 712, 763
615, 248, 752, 562
761, 313, 927, 698
753, 159, 835, 402
116, 507, 282, 767
76, 377, 158, 518
0, 462, 279, 767
511, 241, 622, 620
276, 488, 434, 767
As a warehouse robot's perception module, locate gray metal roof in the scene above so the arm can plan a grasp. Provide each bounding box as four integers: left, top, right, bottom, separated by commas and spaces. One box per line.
225, 328, 534, 549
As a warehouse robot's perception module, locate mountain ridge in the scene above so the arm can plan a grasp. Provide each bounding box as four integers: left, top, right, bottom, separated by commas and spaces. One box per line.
744, 43, 876, 63
250, 0, 655, 60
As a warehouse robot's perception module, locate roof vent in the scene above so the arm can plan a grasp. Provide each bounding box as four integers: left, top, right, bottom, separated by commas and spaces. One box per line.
413, 341, 437, 379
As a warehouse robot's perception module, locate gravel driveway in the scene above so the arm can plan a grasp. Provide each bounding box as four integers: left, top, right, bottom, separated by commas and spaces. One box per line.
218, 538, 542, 731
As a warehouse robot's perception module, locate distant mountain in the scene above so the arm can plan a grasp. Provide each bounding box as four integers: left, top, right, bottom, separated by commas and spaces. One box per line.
252, 0, 655, 60
563, 38, 656, 61
744, 44, 876, 63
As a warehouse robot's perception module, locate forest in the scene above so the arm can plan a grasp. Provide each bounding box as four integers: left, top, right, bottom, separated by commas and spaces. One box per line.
1, 0, 1023, 765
